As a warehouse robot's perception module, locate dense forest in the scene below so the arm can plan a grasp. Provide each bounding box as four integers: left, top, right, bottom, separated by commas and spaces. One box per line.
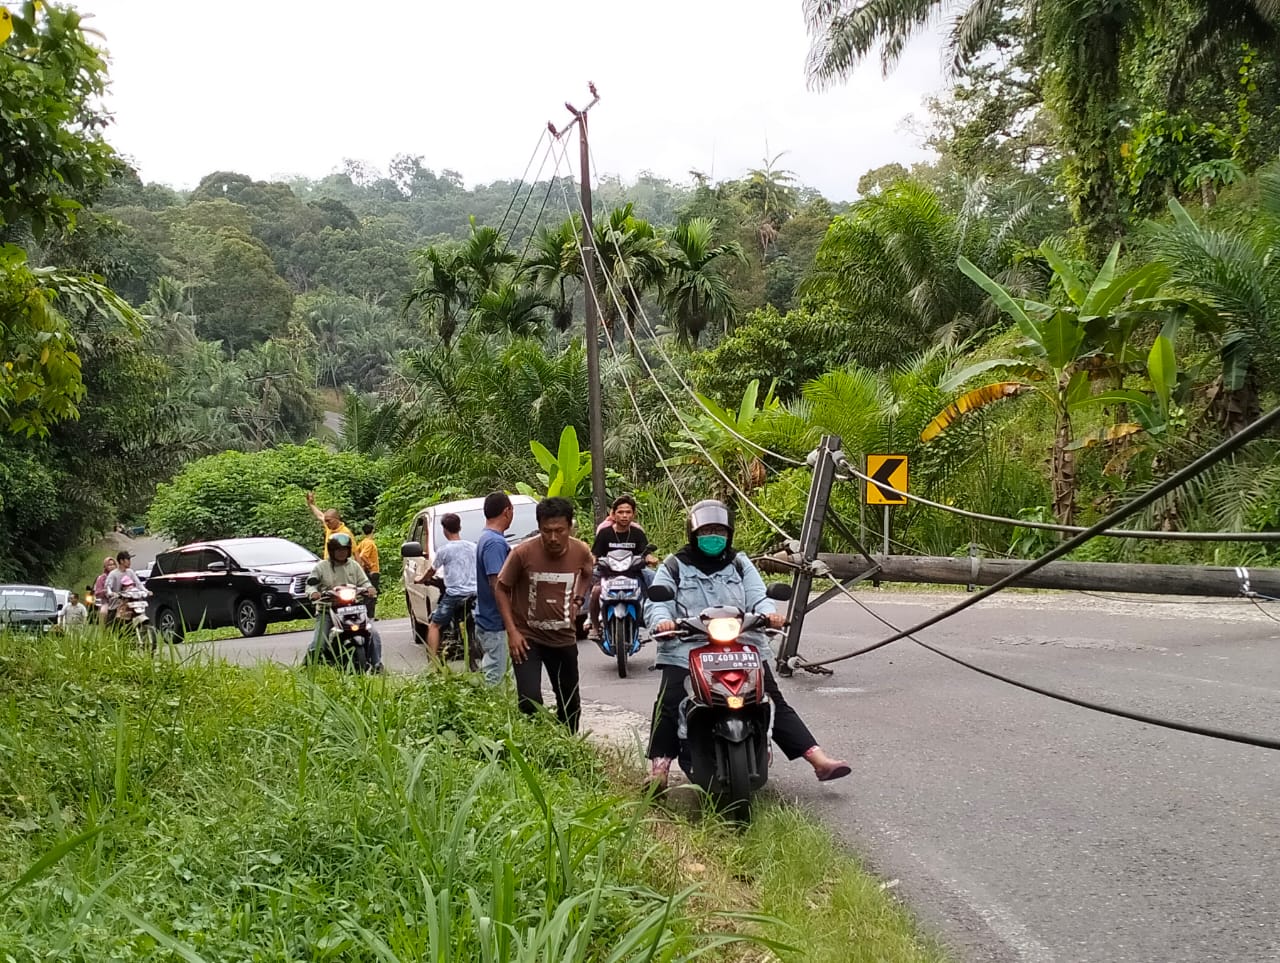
5, 1, 1280, 583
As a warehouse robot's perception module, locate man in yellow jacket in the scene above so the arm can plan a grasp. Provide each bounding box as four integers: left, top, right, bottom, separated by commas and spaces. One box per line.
355, 522, 381, 619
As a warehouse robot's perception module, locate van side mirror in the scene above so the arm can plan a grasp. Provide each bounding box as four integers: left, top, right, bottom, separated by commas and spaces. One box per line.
401, 540, 424, 559
206, 560, 227, 572
647, 585, 674, 603
766, 582, 793, 602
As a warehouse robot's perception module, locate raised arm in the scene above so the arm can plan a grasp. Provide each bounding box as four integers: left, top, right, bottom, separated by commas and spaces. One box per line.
305, 490, 326, 525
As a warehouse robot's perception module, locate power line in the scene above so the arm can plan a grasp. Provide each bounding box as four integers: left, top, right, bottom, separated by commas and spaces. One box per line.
837, 457, 1280, 543
505, 138, 556, 246
496, 129, 549, 238
819, 575, 1280, 752
585, 144, 807, 469
791, 401, 1280, 669
549, 138, 791, 539
545, 144, 688, 511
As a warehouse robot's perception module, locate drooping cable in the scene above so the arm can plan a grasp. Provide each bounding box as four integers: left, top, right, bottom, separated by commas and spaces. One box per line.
545, 142, 688, 511
839, 460, 1280, 543
549, 137, 790, 537
585, 145, 807, 468
505, 138, 555, 246
819, 576, 1280, 752
794, 402, 1280, 668
496, 129, 549, 238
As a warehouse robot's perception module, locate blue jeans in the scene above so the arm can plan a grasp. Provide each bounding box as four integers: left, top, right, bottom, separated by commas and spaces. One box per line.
474, 627, 508, 687
430, 591, 473, 626
308, 619, 383, 668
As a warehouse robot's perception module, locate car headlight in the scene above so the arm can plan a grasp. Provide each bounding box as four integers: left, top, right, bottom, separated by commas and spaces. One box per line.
257, 575, 293, 587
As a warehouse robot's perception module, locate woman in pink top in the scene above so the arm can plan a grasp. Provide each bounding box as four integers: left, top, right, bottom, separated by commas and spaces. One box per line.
93, 556, 116, 622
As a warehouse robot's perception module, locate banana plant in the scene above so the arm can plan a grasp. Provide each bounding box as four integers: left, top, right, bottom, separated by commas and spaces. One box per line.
662, 379, 782, 495
930, 242, 1177, 525
517, 425, 592, 499
1074, 332, 1185, 441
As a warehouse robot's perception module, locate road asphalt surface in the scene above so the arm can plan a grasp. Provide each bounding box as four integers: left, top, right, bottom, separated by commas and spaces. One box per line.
210, 589, 1280, 963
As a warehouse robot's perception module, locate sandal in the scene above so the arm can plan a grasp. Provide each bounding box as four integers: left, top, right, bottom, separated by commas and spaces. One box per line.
814, 760, 852, 782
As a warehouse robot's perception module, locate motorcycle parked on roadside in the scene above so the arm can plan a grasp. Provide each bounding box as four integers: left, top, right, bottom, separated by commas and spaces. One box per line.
594, 546, 654, 678
647, 581, 792, 823
307, 582, 376, 673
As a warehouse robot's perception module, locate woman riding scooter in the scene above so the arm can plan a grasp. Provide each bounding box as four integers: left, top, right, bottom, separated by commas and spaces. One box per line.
644, 499, 851, 792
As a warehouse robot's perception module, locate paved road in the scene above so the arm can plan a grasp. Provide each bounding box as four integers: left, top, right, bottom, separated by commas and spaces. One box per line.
211, 591, 1280, 963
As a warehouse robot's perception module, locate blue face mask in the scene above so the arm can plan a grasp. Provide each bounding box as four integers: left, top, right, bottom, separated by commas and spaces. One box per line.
696, 534, 728, 556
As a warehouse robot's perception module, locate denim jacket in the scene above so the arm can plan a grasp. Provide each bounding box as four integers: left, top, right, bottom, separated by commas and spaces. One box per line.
644, 551, 776, 669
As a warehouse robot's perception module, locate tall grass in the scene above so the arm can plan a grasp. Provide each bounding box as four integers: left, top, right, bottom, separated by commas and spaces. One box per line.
0, 630, 780, 960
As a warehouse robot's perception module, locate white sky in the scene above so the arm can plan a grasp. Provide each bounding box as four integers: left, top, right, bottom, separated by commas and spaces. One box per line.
76, 0, 949, 201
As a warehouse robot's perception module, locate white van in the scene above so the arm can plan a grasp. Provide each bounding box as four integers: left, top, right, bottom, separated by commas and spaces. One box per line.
399, 495, 539, 643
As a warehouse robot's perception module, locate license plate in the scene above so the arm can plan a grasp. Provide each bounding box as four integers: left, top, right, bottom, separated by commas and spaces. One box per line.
337, 605, 366, 618
699, 650, 759, 670
604, 577, 637, 591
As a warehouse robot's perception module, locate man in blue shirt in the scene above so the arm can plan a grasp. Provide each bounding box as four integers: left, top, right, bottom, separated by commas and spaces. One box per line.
473, 492, 514, 686
418, 512, 478, 664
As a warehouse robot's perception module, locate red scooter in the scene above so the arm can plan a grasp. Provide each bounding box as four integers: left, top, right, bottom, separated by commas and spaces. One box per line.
647, 581, 792, 822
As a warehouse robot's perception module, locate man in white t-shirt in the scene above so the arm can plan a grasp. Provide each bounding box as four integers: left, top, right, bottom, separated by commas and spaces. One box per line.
417, 512, 478, 662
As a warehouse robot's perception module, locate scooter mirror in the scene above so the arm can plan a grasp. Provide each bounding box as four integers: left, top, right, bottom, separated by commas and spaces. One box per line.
765, 581, 793, 602
647, 584, 675, 603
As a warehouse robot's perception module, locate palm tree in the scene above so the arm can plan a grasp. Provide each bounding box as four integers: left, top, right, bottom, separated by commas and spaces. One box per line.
802, 0, 1275, 256
1150, 173, 1280, 433
741, 151, 799, 255
141, 276, 200, 355
523, 220, 583, 331
661, 218, 746, 346
456, 221, 518, 295
404, 245, 467, 345
470, 281, 553, 338
799, 179, 1053, 367
394, 333, 597, 491
592, 204, 668, 342
1172, 1, 1280, 102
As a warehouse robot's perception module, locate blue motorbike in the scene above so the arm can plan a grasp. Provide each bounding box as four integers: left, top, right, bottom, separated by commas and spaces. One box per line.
596, 547, 649, 678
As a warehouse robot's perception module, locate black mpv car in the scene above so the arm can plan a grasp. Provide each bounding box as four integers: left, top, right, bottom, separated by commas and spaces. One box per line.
147, 537, 318, 642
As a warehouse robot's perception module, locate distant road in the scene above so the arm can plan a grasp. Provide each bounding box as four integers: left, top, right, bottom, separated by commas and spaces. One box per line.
212, 590, 1280, 963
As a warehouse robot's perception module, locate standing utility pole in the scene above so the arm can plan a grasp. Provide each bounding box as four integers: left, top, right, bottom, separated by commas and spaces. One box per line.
551, 84, 607, 523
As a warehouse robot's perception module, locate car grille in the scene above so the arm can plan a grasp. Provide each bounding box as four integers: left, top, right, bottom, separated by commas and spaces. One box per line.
291, 574, 308, 597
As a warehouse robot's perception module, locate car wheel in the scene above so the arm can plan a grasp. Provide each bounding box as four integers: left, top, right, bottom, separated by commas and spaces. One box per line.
235, 598, 265, 637
155, 607, 185, 644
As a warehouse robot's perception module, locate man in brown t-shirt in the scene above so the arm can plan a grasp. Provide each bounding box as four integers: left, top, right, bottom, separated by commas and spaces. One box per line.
496, 496, 594, 732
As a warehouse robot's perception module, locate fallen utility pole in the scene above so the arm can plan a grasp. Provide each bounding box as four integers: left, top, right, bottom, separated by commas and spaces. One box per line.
761, 552, 1280, 599
549, 83, 606, 523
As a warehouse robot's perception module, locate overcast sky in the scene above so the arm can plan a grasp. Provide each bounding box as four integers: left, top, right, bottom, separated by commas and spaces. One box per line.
77, 0, 949, 201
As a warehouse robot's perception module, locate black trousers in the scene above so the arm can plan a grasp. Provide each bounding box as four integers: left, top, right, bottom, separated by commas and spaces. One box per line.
365, 572, 381, 619
513, 640, 581, 733
647, 663, 817, 761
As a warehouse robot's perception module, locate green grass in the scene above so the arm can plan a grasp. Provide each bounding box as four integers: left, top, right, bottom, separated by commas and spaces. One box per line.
0, 630, 947, 962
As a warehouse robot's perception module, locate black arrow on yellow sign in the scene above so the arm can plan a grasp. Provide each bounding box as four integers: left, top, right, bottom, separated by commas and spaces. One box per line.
867, 455, 908, 505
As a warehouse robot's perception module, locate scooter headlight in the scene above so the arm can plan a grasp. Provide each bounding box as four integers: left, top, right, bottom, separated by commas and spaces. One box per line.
705, 617, 742, 644
334, 587, 357, 604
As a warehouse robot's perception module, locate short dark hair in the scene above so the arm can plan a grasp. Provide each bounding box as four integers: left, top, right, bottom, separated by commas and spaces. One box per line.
440, 512, 461, 534
611, 493, 637, 512
116, 551, 131, 562
362, 522, 374, 535
483, 491, 512, 519
536, 496, 575, 525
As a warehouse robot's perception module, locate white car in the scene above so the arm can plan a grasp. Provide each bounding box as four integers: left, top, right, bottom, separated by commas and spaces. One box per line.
400, 494, 539, 644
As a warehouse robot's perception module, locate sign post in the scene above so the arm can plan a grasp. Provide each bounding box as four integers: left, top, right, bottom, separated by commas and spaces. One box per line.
865, 454, 908, 555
